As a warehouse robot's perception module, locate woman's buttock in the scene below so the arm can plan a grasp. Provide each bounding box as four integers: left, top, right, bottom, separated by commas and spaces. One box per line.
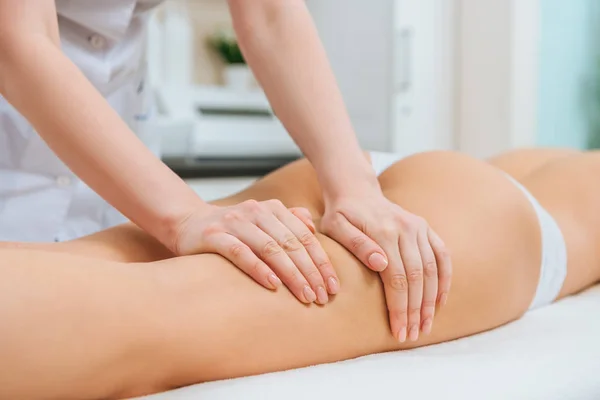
318, 151, 545, 351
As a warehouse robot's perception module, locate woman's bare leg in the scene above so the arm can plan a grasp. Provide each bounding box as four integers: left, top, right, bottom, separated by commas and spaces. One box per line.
3, 151, 600, 399
0, 152, 542, 399
0, 224, 173, 263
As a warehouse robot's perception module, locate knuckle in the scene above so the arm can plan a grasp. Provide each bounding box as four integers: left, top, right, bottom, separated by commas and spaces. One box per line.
288, 269, 303, 284
422, 300, 437, 310
242, 199, 261, 212
316, 260, 333, 271
391, 307, 408, 318
298, 231, 318, 247
409, 307, 422, 318
441, 248, 452, 262
380, 225, 396, 238
349, 235, 367, 252
223, 210, 242, 223
202, 222, 222, 236
407, 268, 423, 283
228, 243, 246, 258
248, 260, 262, 276
261, 240, 282, 258
305, 269, 322, 281
281, 236, 302, 252
389, 274, 408, 292
403, 222, 418, 235
267, 199, 285, 210
423, 260, 438, 278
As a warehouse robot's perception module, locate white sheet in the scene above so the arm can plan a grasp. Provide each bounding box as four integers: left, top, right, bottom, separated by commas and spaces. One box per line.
138, 152, 600, 400
137, 285, 600, 400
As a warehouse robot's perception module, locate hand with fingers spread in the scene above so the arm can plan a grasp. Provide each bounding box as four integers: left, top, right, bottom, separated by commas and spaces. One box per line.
173, 199, 339, 305
321, 190, 452, 343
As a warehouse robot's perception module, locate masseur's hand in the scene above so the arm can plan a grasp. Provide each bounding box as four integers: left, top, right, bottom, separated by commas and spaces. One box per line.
321, 191, 452, 343
173, 200, 338, 305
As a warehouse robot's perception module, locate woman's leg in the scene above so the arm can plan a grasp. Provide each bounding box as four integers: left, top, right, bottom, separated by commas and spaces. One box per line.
1, 152, 543, 399
0, 224, 174, 263
3, 151, 600, 399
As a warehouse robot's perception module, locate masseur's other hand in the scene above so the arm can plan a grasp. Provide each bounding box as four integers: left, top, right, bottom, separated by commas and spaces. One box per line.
321, 191, 452, 343
173, 200, 338, 305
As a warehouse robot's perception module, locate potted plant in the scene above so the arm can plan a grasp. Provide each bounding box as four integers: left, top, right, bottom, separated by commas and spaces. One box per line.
208, 28, 253, 90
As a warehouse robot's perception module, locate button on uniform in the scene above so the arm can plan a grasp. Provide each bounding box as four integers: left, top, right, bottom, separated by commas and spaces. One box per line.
56, 176, 72, 187
89, 34, 106, 49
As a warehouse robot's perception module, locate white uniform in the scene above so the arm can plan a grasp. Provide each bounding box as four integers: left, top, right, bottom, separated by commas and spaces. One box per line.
0, 0, 163, 242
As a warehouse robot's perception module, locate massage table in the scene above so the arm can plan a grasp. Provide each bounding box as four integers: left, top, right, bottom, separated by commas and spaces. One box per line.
139, 153, 600, 399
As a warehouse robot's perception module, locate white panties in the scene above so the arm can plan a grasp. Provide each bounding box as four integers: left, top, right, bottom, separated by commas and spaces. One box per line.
506, 176, 568, 309
368, 151, 568, 310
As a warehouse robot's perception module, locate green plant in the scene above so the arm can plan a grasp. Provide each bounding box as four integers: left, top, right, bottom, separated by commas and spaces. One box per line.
208, 29, 246, 65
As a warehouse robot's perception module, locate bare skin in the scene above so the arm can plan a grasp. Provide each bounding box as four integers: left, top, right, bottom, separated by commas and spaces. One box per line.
1, 148, 599, 400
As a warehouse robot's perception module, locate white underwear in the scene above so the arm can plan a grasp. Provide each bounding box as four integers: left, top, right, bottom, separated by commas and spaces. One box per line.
506, 176, 568, 309
368, 151, 568, 310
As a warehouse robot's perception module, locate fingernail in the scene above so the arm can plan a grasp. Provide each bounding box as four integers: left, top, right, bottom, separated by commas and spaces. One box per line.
316, 286, 328, 304
327, 276, 340, 294
308, 222, 317, 233
267, 274, 282, 290
439, 293, 448, 307
368, 253, 388, 271
397, 327, 407, 343
409, 325, 419, 342
303, 285, 317, 303
422, 318, 433, 335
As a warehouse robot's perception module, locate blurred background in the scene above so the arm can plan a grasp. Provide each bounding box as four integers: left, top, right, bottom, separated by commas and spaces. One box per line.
145, 0, 600, 191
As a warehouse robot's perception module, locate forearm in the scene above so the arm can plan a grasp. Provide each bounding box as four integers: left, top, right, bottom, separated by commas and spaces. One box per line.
0, 249, 164, 399
229, 0, 378, 197
0, 34, 200, 248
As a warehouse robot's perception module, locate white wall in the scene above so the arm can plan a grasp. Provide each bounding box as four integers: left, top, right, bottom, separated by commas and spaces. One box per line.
456, 0, 539, 158
307, 0, 455, 154
306, 0, 395, 151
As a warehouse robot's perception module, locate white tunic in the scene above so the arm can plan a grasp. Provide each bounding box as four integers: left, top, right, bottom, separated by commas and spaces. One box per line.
0, 0, 164, 242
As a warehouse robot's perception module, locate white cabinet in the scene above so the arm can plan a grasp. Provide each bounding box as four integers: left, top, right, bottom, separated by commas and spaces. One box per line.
306, 0, 455, 154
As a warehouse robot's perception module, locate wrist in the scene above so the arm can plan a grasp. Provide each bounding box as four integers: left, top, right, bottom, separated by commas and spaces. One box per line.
155, 199, 213, 254
318, 157, 381, 203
